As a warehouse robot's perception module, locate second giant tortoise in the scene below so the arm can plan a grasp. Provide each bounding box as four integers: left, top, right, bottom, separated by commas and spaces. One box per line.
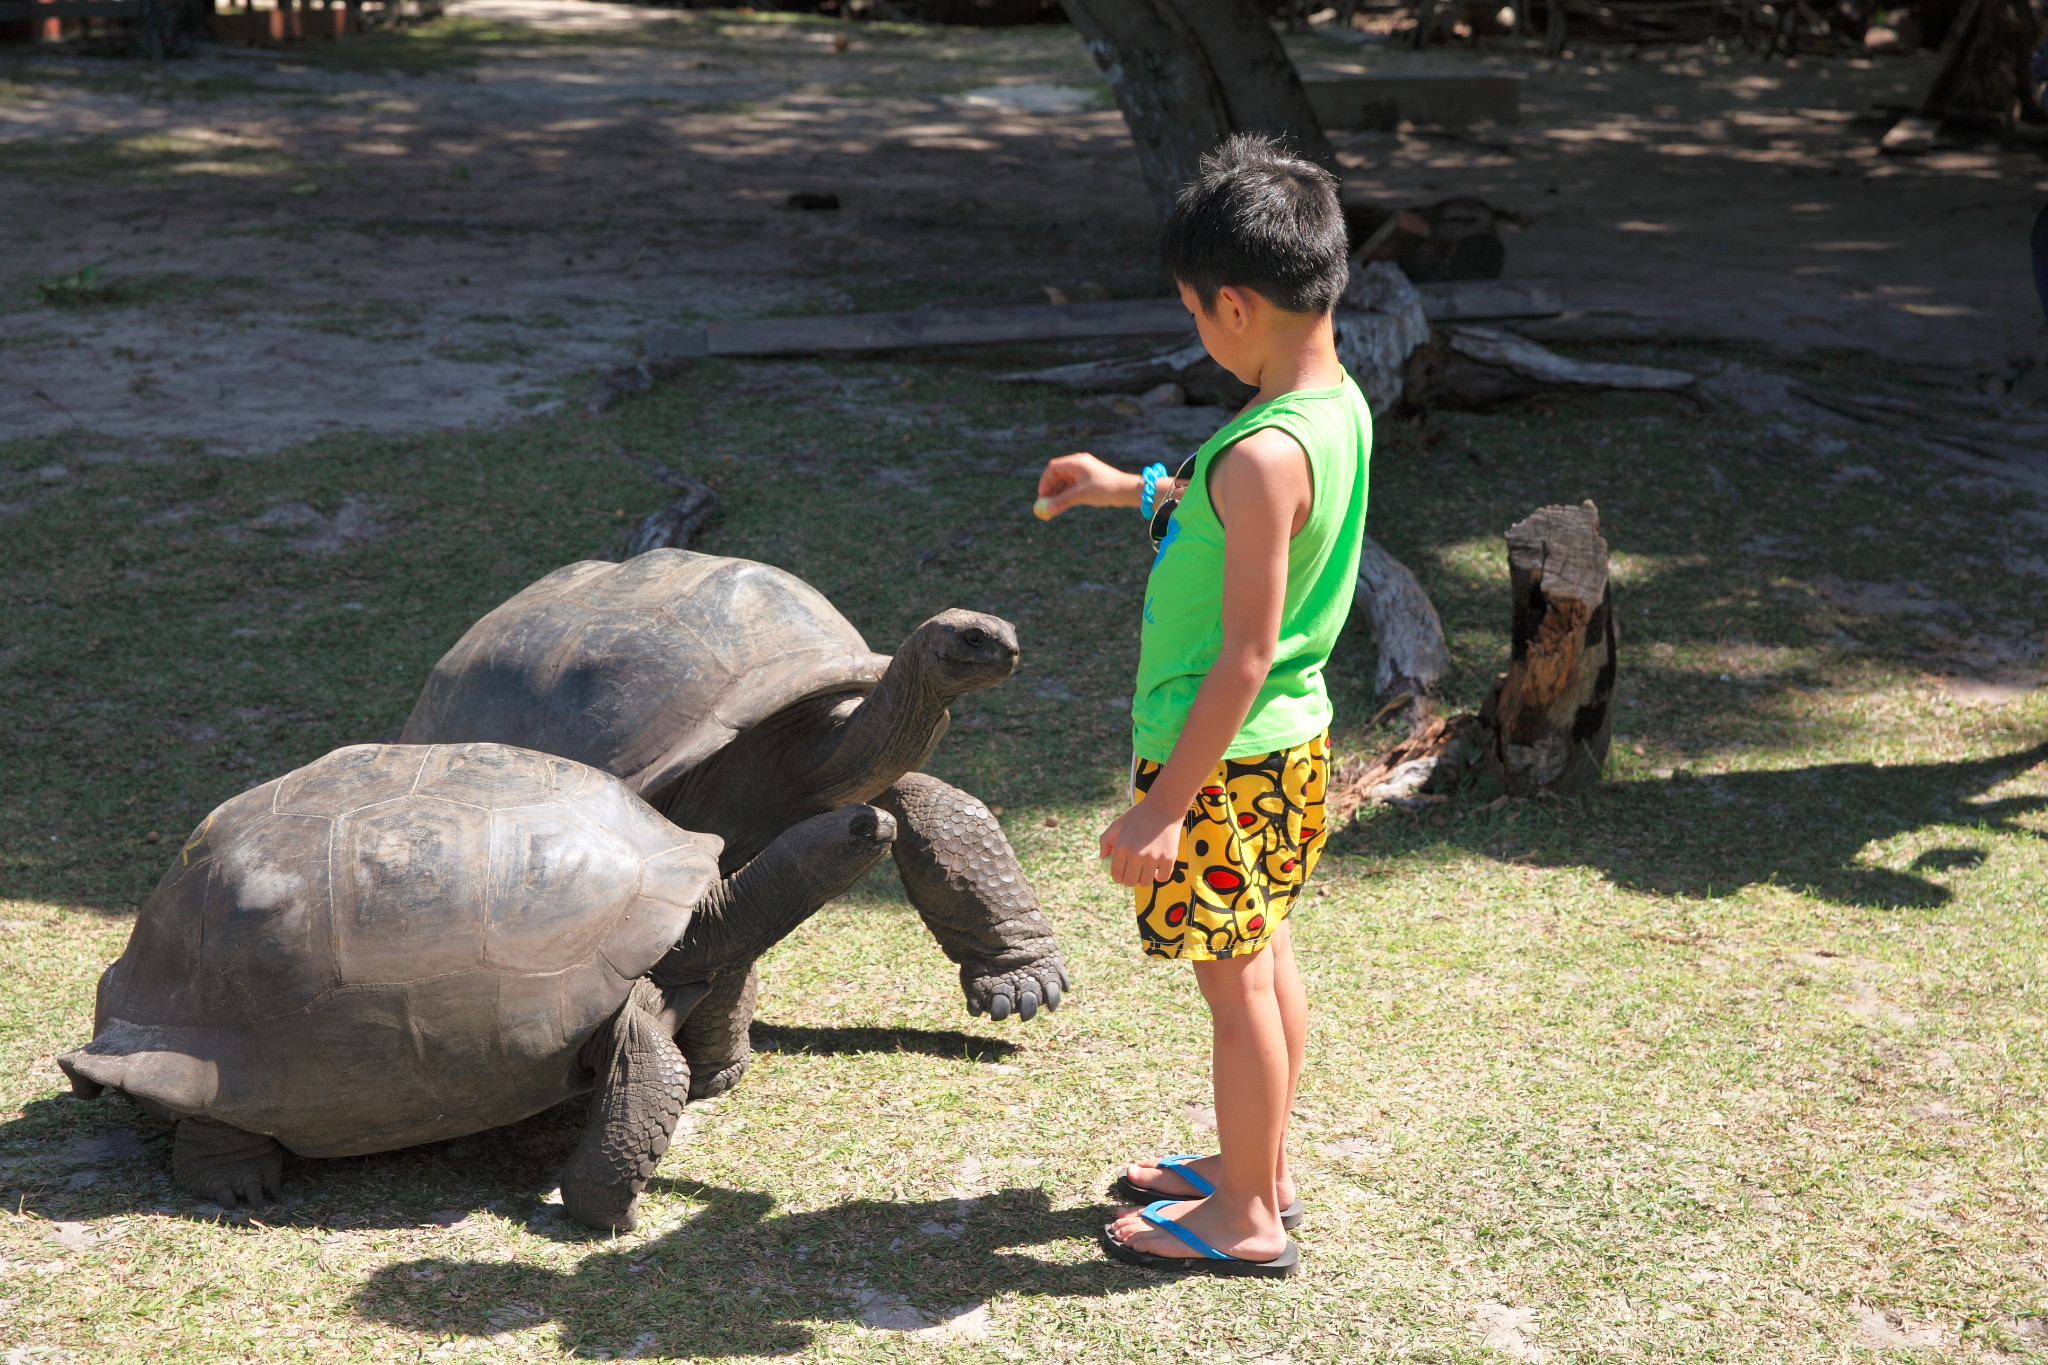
401, 551, 1068, 1097
59, 742, 895, 1231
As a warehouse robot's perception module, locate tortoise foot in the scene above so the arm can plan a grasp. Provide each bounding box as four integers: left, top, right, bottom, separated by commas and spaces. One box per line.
687, 1058, 749, 1100
173, 1116, 283, 1208
964, 958, 1070, 1022
679, 965, 758, 1102
559, 1175, 643, 1233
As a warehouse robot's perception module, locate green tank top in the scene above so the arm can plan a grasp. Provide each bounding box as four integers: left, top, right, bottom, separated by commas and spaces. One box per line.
1132, 375, 1372, 763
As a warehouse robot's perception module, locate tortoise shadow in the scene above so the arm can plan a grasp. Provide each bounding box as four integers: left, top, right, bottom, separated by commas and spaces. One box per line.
354, 1183, 1134, 1358
1335, 740, 2048, 909
0, 1093, 596, 1235
749, 1022, 1020, 1062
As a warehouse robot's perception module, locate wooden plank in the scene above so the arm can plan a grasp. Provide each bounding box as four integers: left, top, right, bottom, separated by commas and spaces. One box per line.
705, 299, 1193, 356
643, 282, 1563, 363
0, 0, 145, 18
1302, 73, 1523, 128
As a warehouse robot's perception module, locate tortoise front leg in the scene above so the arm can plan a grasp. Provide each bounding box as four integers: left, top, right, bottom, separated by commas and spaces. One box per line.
677, 965, 760, 1100
559, 979, 690, 1232
876, 772, 1071, 1022
174, 1115, 283, 1209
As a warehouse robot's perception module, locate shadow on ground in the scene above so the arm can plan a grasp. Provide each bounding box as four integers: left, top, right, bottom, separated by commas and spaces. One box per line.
0, 1094, 598, 1234
354, 1182, 1124, 1358
749, 1022, 1020, 1062
1337, 741, 2048, 909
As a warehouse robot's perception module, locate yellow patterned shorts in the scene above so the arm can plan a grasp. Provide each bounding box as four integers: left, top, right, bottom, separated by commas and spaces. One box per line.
1131, 732, 1329, 961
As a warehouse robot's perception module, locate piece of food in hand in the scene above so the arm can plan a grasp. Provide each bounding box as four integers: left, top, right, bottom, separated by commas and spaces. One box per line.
1033, 496, 1057, 521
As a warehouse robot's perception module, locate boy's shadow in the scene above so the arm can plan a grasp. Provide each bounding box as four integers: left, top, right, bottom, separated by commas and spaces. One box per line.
353, 1182, 1129, 1359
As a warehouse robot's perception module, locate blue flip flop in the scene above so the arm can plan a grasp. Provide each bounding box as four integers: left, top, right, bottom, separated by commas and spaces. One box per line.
1099, 1200, 1300, 1278
1111, 1155, 1306, 1230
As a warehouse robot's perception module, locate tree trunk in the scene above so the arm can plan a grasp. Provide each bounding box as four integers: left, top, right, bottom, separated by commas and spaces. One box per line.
1480, 501, 1617, 796
1059, 0, 1336, 217
1916, 0, 2046, 125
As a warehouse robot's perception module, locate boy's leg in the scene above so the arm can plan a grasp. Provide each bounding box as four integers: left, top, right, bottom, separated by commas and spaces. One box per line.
1270, 918, 1307, 1204
1107, 945, 1291, 1262
1121, 916, 1305, 1207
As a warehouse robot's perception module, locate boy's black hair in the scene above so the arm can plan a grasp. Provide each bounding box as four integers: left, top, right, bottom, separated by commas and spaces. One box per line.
1158, 133, 1351, 317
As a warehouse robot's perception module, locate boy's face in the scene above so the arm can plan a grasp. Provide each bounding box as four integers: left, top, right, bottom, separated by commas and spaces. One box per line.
1177, 281, 1262, 386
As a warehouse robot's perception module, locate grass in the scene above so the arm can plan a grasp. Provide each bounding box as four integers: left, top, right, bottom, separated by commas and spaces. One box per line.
17, 269, 268, 312
0, 128, 301, 185
2, 348, 2046, 1362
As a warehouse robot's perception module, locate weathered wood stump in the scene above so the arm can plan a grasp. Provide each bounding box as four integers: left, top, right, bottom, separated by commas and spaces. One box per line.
1335, 500, 1616, 812
1480, 501, 1616, 796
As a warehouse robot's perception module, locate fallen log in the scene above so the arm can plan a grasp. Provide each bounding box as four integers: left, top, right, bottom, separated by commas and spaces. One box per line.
597, 476, 722, 562
1411, 280, 1561, 324
1008, 261, 1432, 412
1335, 501, 1617, 814
1403, 325, 1696, 409
1333, 262, 1432, 413
1357, 534, 1451, 708
652, 281, 1566, 367
996, 339, 1252, 406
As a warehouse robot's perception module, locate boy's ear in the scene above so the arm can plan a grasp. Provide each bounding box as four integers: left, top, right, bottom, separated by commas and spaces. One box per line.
1214, 285, 1258, 333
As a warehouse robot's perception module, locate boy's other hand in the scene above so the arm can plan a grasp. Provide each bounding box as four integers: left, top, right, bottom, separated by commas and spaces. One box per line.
1036, 452, 1143, 518
1100, 800, 1181, 888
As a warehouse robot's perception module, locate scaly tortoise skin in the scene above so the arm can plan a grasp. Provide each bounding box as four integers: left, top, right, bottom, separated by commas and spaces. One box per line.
58, 742, 895, 1231
401, 550, 1070, 1096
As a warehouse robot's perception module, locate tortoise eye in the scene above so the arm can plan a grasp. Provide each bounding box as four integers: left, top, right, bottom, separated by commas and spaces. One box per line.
961, 627, 988, 648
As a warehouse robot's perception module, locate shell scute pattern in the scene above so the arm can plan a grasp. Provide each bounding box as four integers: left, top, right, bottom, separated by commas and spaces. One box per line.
402, 552, 889, 800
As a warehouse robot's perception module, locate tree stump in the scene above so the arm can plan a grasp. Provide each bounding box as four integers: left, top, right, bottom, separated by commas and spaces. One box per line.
1334, 500, 1617, 815
1480, 501, 1616, 796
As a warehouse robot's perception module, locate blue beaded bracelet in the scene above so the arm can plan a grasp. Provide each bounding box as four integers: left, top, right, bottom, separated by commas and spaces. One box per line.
1139, 463, 1169, 519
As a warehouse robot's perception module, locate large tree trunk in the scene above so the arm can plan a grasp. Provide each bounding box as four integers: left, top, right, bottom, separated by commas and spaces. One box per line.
1060, 0, 1336, 217
1915, 0, 2047, 125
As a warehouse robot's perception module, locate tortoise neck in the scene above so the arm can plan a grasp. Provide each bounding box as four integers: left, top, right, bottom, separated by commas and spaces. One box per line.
656, 858, 801, 978
654, 810, 893, 979
804, 649, 950, 810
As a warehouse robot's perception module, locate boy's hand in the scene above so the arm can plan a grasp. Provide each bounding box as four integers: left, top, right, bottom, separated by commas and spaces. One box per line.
1036, 452, 1142, 519
1100, 799, 1182, 888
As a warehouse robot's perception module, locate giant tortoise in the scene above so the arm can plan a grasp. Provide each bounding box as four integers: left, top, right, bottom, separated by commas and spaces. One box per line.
58, 742, 894, 1231
400, 550, 1068, 1098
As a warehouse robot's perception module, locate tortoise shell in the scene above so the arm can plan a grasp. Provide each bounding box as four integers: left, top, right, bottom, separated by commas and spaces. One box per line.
400, 551, 889, 802
60, 743, 721, 1159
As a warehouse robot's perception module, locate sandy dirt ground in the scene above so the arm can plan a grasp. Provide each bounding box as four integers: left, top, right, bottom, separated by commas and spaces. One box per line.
1, 3, 2044, 456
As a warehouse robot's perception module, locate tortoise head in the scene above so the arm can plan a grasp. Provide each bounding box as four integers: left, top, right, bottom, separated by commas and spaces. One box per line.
906, 609, 1019, 700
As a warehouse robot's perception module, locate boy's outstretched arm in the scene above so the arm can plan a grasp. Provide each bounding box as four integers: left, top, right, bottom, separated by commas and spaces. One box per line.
1036, 452, 1144, 515
1101, 429, 1313, 887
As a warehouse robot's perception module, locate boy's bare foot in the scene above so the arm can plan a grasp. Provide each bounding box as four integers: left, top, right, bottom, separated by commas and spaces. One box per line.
1121, 1155, 1296, 1208
1105, 1196, 1289, 1264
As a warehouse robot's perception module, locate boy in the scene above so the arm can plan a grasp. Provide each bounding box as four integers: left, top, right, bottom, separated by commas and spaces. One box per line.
1034, 134, 1369, 1278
